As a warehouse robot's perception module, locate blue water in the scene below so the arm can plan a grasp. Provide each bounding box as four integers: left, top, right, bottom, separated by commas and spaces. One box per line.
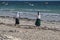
0, 1, 60, 21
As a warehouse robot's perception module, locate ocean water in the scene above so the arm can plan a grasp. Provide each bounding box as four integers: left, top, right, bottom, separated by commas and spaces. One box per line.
0, 1, 60, 21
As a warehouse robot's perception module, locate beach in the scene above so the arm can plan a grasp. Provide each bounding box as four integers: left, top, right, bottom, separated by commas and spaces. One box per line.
0, 1, 60, 40
0, 16, 60, 40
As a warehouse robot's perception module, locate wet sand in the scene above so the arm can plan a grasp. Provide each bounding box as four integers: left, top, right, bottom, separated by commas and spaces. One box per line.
0, 16, 60, 40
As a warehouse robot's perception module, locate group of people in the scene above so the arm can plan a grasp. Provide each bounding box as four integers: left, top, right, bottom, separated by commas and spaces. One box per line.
15, 11, 41, 27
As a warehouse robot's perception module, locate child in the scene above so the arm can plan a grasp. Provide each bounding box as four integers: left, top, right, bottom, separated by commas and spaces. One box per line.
35, 11, 41, 27
15, 12, 20, 26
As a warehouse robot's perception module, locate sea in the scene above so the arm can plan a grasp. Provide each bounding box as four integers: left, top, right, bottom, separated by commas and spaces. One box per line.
0, 1, 60, 21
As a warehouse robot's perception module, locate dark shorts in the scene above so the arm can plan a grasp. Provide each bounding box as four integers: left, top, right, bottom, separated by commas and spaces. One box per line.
15, 18, 19, 24
35, 19, 41, 26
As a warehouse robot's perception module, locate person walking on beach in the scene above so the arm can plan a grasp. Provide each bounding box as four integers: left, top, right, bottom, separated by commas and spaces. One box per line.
15, 12, 20, 27
35, 11, 41, 27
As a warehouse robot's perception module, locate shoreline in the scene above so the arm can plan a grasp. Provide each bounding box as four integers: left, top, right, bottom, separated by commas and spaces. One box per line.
1, 16, 60, 22
0, 16, 60, 30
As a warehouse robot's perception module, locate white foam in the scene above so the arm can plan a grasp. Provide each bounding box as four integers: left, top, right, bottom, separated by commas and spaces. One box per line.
29, 3, 34, 6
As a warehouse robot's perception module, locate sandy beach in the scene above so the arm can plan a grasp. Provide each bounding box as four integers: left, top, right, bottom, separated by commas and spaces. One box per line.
0, 16, 60, 40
